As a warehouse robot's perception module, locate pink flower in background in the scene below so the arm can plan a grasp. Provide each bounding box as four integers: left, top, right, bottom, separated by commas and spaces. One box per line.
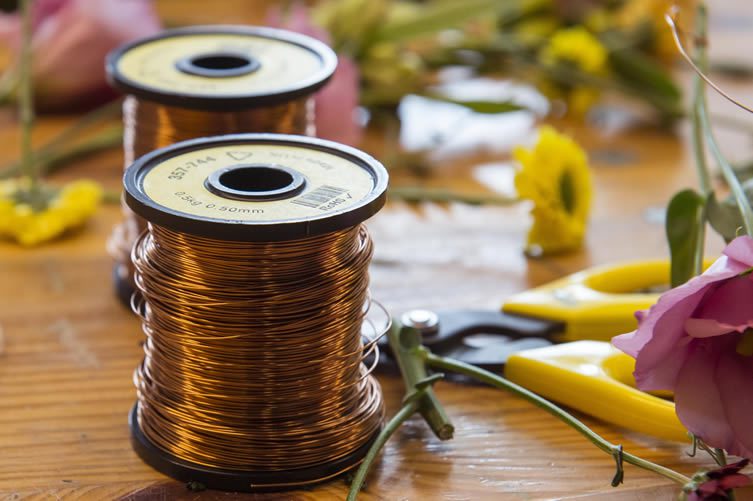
613, 236, 753, 459
313, 55, 361, 146
267, 3, 362, 146
0, 0, 161, 111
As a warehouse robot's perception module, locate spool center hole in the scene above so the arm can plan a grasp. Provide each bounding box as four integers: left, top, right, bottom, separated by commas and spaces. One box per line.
176, 51, 260, 78
219, 166, 295, 193
191, 53, 251, 71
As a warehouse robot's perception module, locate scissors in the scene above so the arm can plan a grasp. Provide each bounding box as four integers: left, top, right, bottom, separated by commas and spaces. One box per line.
376, 260, 690, 442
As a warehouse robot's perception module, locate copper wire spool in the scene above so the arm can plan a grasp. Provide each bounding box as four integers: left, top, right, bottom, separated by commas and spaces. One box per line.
123, 134, 389, 491
106, 26, 336, 305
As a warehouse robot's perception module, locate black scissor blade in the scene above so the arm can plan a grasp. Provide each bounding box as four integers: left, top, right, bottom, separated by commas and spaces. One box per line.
424, 309, 562, 352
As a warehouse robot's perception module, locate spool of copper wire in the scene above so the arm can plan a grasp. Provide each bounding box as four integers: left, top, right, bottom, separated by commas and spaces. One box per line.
123, 134, 389, 491
106, 26, 337, 306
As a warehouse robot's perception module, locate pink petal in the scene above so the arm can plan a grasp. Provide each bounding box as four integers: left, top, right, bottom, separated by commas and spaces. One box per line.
634, 309, 647, 323
696, 479, 723, 495
33, 0, 69, 25
719, 473, 752, 490
674, 341, 739, 454
685, 318, 753, 338
692, 274, 753, 329
314, 55, 361, 146
716, 349, 753, 459
0, 13, 19, 46
613, 254, 746, 390
31, 0, 161, 109
723, 235, 753, 267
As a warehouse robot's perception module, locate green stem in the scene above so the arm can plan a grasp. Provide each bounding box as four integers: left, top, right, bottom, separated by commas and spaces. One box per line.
423, 351, 692, 486
39, 124, 122, 175
694, 5, 753, 237
389, 186, 519, 207
388, 322, 454, 440
346, 399, 420, 501
32, 99, 121, 163
0, 124, 123, 179
692, 85, 711, 194
18, 0, 37, 203
688, 5, 710, 278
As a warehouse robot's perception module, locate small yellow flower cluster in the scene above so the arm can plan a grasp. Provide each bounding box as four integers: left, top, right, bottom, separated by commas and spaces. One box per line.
539, 26, 608, 116
514, 126, 592, 256
541, 26, 608, 74
0, 179, 102, 246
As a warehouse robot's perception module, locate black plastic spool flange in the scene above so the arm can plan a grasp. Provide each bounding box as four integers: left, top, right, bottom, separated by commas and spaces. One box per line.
123, 134, 389, 242
129, 404, 380, 492
106, 25, 337, 111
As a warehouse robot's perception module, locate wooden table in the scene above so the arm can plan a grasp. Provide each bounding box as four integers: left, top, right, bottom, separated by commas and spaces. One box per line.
2, 1, 753, 499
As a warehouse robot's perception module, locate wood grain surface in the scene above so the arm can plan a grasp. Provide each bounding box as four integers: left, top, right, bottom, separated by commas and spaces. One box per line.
2, 0, 753, 499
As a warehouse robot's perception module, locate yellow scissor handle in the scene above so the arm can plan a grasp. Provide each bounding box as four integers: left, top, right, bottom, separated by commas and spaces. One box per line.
505, 341, 687, 442
502, 260, 712, 342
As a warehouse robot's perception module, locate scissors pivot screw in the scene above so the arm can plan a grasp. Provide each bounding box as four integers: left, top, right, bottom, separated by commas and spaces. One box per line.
401, 309, 440, 336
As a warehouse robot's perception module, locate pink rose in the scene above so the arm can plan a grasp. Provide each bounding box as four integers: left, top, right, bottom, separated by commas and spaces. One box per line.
266, 2, 362, 146
0, 0, 162, 111
613, 236, 753, 459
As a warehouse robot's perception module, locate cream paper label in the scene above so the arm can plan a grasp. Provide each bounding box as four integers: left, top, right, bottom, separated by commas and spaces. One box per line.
117, 34, 322, 96
142, 144, 376, 223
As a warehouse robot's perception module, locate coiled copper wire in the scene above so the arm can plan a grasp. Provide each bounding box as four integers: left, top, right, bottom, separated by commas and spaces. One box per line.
130, 223, 385, 476
109, 96, 312, 285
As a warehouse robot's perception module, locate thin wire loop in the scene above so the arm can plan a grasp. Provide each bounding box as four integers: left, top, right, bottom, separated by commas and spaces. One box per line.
666, 5, 753, 114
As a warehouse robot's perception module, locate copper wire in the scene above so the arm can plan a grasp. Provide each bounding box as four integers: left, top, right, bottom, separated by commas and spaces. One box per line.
130, 223, 385, 475
108, 96, 313, 276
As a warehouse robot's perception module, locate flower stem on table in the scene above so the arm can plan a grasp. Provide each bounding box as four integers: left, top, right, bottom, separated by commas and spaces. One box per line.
389, 186, 518, 206
346, 398, 419, 501
0, 110, 123, 179
389, 323, 454, 440
422, 350, 693, 487
346, 322, 453, 500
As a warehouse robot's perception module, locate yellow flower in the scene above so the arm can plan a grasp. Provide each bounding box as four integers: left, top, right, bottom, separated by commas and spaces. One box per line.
0, 178, 102, 246
514, 126, 592, 256
541, 26, 608, 74
515, 17, 560, 47
538, 26, 608, 116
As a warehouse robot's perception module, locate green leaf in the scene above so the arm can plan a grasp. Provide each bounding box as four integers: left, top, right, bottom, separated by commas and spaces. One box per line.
707, 193, 743, 243
666, 189, 706, 287
604, 41, 683, 121
372, 0, 502, 44
706, 180, 753, 243
423, 94, 526, 114
607, 46, 681, 102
